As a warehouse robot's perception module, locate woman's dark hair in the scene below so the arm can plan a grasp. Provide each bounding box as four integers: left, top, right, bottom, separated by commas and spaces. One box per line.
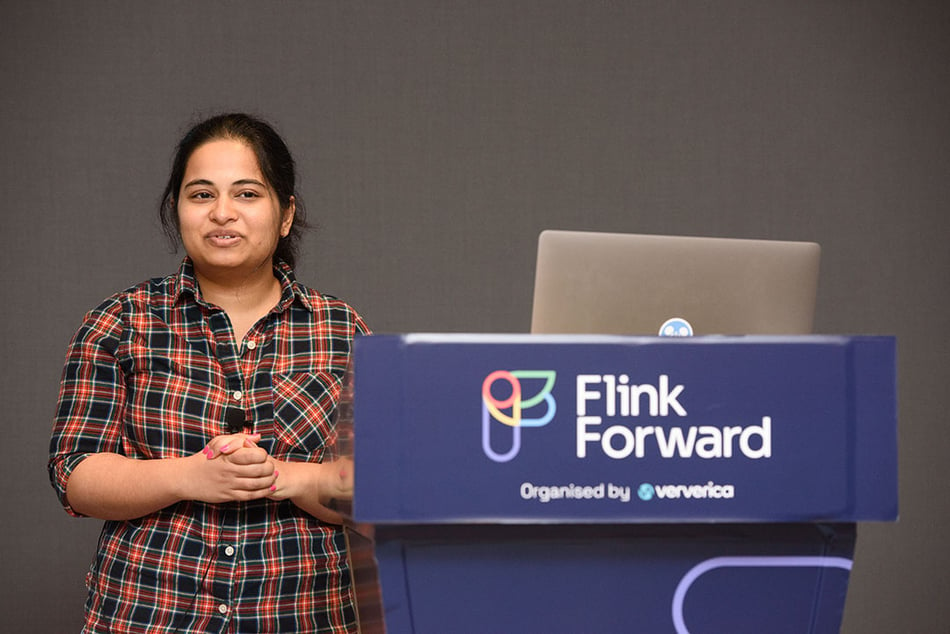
158, 113, 307, 268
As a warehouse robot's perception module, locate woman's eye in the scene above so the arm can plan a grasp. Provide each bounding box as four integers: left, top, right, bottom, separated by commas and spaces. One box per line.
237, 191, 260, 199
191, 192, 213, 200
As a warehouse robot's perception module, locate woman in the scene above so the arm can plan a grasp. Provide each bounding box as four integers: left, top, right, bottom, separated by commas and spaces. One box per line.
49, 113, 369, 632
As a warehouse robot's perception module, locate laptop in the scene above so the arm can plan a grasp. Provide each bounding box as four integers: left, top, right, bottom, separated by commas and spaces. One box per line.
530, 230, 821, 336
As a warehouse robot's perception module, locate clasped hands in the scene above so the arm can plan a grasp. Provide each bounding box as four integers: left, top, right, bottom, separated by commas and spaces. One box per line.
190, 432, 353, 508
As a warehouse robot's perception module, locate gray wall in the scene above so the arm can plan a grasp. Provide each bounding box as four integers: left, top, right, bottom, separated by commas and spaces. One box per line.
3, 2, 947, 631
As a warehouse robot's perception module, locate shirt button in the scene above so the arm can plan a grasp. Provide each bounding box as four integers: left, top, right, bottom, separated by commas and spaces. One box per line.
217, 604, 229, 615
232, 391, 243, 401
246, 340, 257, 350
224, 545, 235, 557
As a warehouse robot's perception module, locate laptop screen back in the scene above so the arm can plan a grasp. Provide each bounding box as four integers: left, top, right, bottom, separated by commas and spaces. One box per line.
530, 230, 821, 335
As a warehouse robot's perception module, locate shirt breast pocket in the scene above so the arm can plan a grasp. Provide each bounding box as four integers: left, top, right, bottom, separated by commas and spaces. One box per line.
271, 371, 341, 460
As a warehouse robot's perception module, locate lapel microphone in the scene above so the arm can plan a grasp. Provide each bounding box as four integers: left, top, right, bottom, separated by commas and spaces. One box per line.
225, 407, 246, 434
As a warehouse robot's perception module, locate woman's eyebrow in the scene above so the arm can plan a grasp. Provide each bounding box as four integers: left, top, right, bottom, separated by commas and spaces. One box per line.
182, 178, 214, 189
182, 178, 266, 188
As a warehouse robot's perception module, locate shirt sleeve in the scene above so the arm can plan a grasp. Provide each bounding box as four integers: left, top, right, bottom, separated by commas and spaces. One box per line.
354, 310, 372, 337
331, 305, 370, 453
48, 299, 128, 517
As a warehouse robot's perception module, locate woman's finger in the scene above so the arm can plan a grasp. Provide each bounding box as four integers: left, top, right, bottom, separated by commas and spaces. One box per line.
203, 433, 262, 459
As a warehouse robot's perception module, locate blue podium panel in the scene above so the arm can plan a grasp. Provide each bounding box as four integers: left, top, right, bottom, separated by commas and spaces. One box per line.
372, 523, 855, 634
349, 335, 897, 633
353, 335, 897, 524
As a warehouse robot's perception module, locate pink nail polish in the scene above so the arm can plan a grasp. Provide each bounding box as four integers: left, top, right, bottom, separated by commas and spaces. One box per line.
220, 444, 230, 453
274, 470, 279, 478
270, 484, 277, 492
203, 448, 213, 459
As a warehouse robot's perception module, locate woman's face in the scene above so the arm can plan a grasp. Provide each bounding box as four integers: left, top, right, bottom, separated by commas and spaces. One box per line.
177, 138, 294, 279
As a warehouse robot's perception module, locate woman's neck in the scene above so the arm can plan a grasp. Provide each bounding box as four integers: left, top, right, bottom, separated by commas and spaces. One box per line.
195, 262, 283, 343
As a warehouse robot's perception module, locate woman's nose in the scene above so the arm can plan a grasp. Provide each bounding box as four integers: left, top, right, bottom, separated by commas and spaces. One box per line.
209, 198, 237, 223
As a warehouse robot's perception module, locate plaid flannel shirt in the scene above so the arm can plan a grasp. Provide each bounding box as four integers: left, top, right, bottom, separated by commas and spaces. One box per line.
49, 259, 370, 633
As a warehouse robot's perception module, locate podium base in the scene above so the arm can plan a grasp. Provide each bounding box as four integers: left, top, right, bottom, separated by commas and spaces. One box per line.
364, 523, 855, 634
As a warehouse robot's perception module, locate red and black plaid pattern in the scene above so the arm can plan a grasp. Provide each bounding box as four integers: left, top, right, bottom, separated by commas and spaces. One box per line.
49, 259, 369, 633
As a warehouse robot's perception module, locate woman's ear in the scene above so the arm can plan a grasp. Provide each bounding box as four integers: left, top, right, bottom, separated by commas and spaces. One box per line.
280, 196, 296, 237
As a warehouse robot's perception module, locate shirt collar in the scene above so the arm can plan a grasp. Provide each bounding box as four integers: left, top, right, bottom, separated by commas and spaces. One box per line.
170, 258, 314, 313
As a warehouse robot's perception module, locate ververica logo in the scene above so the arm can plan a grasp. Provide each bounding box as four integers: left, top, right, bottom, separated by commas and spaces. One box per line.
481, 370, 557, 463
638, 481, 736, 500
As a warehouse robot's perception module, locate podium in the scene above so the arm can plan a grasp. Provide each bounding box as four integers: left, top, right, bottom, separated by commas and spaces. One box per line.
350, 334, 897, 633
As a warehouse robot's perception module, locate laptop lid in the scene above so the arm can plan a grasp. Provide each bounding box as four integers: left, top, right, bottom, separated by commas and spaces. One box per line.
530, 230, 821, 335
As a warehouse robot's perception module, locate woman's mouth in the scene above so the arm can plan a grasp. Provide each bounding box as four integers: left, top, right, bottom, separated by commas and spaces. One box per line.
206, 232, 242, 246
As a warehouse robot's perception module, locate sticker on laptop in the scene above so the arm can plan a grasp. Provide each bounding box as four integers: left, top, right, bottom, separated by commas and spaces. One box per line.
659, 317, 693, 337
